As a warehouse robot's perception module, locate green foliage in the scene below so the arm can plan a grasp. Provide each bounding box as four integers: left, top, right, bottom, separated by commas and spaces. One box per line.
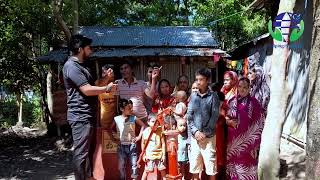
0, 0, 53, 95
66, 0, 268, 49
44, 0, 268, 49
0, 0, 269, 128
0, 0, 55, 127
25, 95, 42, 127
0, 95, 41, 128
0, 98, 17, 127
53, 0, 190, 27
191, 0, 268, 49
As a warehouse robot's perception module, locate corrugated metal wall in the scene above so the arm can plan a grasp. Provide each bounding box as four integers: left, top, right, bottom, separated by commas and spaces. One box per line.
96, 56, 215, 87
247, 39, 308, 144
137, 57, 211, 86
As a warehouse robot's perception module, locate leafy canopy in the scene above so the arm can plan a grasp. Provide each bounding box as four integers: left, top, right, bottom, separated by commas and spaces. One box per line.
0, 0, 54, 93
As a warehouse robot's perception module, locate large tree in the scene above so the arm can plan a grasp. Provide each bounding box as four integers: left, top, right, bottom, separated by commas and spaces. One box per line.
258, 0, 313, 179
306, 0, 320, 179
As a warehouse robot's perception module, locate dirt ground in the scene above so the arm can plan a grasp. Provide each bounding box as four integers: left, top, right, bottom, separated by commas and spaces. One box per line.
0, 127, 306, 180
0, 127, 74, 180
279, 138, 306, 180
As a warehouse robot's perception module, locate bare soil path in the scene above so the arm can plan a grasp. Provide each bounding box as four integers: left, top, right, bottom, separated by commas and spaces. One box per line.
0, 127, 74, 180
0, 127, 306, 180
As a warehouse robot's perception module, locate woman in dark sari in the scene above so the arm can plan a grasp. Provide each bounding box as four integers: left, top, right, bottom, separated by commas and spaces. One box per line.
248, 66, 270, 115
226, 78, 264, 180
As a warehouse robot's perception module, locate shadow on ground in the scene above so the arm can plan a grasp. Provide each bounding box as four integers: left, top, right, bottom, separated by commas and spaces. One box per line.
280, 139, 306, 180
0, 128, 74, 180
0, 128, 306, 180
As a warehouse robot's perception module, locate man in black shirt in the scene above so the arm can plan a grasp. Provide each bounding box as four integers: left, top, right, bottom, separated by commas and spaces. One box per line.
63, 35, 117, 180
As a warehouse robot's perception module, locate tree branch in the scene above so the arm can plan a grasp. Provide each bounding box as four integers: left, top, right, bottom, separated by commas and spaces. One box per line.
72, 0, 79, 35
53, 0, 71, 42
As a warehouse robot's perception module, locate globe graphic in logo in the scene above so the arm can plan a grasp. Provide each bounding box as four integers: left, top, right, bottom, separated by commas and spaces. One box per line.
268, 12, 304, 42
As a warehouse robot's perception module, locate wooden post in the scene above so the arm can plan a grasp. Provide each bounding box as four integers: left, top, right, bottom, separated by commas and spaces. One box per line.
140, 58, 144, 80
190, 57, 194, 80
181, 56, 187, 75
95, 60, 100, 78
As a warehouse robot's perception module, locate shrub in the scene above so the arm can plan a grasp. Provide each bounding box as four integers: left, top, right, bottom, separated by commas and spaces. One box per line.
0, 94, 42, 128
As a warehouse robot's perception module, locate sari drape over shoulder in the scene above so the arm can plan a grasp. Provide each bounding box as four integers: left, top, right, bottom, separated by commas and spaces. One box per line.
226, 95, 264, 180
216, 70, 239, 179
216, 86, 238, 179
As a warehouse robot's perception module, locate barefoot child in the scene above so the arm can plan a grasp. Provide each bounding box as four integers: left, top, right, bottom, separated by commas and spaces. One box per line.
111, 99, 146, 180
176, 117, 189, 180
141, 113, 166, 180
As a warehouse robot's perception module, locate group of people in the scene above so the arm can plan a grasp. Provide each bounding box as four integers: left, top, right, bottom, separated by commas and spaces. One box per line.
63, 34, 270, 180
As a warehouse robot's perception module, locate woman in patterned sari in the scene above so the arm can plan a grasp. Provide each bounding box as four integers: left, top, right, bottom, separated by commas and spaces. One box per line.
248, 66, 270, 116
226, 77, 264, 180
216, 71, 239, 179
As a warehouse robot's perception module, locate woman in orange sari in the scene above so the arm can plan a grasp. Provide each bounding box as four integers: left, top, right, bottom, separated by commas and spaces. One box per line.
221, 71, 238, 101
216, 71, 238, 179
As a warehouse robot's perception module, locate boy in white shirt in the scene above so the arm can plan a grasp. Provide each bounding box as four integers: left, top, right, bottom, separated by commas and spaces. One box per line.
111, 99, 146, 180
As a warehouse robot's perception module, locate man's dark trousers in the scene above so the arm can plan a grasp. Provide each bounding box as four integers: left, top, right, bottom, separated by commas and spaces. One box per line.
70, 121, 94, 180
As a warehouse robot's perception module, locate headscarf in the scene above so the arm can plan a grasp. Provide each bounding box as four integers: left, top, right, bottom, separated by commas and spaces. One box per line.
221, 71, 238, 102
250, 66, 270, 114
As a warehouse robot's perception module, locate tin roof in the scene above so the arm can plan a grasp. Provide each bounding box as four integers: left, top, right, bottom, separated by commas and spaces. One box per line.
92, 47, 218, 58
38, 26, 219, 63
227, 33, 271, 59
37, 47, 221, 63
37, 48, 68, 63
78, 26, 217, 47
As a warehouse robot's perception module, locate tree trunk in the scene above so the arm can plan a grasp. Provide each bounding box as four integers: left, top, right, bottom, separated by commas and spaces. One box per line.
258, 0, 296, 179
72, 0, 79, 35
46, 65, 59, 136
39, 64, 50, 125
47, 65, 53, 123
306, 0, 320, 179
15, 91, 23, 127
183, 0, 189, 25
